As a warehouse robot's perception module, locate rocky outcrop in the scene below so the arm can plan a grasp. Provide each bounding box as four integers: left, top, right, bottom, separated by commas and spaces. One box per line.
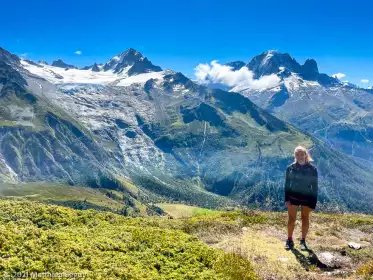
51, 59, 78, 69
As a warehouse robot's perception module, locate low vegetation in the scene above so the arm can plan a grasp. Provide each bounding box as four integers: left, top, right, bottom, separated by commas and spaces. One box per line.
0, 199, 258, 279
158, 203, 373, 280
0, 193, 372, 279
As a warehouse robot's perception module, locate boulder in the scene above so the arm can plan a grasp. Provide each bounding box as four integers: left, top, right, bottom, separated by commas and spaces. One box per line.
348, 242, 361, 250
316, 251, 351, 269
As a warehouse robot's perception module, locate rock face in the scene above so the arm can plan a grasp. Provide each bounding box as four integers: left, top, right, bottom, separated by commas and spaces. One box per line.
301, 59, 319, 81
38, 60, 48, 65
248, 51, 302, 79
82, 63, 100, 72
225, 61, 246, 71
103, 48, 162, 75
51, 59, 78, 69
0, 47, 20, 66
91, 63, 100, 72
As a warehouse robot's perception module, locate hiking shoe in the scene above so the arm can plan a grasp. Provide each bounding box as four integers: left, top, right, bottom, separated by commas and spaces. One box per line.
285, 239, 294, 250
300, 239, 308, 251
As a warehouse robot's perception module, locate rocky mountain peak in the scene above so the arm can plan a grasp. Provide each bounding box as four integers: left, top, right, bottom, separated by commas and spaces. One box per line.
247, 50, 302, 78
91, 63, 100, 72
301, 59, 319, 80
223, 50, 339, 87
38, 60, 49, 65
103, 48, 162, 75
51, 59, 78, 69
0, 47, 20, 66
225, 61, 246, 71
81, 63, 100, 72
103, 48, 144, 72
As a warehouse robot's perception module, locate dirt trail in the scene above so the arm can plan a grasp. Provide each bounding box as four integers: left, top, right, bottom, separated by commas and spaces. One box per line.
200, 222, 372, 280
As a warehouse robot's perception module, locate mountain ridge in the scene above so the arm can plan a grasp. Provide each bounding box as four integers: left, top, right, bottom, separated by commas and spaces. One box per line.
219, 51, 373, 165
1, 46, 373, 213
225, 50, 339, 87
25, 48, 163, 77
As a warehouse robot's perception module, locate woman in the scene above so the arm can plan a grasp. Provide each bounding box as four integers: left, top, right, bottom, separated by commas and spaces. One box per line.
284, 145, 318, 250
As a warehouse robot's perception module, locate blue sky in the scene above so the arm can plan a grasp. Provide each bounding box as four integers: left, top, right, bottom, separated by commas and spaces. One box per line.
1, 0, 372, 86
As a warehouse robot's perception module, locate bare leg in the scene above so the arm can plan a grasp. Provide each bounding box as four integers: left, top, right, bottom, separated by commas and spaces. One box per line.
287, 204, 298, 238
301, 206, 313, 239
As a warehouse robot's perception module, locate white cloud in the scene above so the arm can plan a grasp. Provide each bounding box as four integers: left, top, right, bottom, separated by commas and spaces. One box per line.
332, 73, 346, 80
75, 50, 82, 55
361, 79, 369, 83
194, 60, 280, 91
19, 53, 28, 58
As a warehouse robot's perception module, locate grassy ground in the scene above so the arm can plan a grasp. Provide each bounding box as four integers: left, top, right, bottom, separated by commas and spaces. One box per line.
0, 182, 124, 212
0, 182, 165, 217
0, 194, 371, 279
155, 203, 216, 218
0, 199, 258, 280
157, 203, 373, 280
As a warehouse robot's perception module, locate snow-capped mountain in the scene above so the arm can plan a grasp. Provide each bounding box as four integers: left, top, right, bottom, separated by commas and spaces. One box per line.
216, 50, 373, 163
2, 46, 373, 212
20, 48, 165, 86
226, 50, 339, 88
102, 48, 162, 75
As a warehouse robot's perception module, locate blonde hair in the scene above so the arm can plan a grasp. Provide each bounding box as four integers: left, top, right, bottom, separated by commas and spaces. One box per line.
293, 145, 313, 163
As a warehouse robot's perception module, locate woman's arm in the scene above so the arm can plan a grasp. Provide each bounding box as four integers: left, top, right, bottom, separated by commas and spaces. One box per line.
284, 166, 291, 202
308, 167, 318, 209
311, 167, 318, 199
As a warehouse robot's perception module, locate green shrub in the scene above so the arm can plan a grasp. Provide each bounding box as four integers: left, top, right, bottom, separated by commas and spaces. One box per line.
356, 260, 373, 278
0, 199, 258, 279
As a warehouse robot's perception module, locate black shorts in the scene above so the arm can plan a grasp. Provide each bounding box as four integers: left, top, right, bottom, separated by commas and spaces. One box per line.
289, 196, 316, 209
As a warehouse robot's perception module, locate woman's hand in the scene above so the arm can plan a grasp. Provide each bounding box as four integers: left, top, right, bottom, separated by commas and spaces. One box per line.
285, 201, 291, 208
